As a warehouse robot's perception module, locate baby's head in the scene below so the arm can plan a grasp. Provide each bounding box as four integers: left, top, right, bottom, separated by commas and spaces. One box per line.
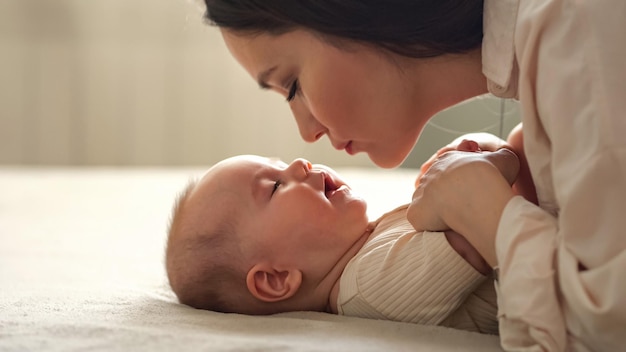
165, 155, 370, 315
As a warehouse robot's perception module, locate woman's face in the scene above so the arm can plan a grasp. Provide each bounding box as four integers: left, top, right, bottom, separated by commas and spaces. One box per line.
221, 29, 461, 168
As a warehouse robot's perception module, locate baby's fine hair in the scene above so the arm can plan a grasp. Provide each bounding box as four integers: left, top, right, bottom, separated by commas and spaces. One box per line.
165, 179, 248, 313
204, 0, 484, 58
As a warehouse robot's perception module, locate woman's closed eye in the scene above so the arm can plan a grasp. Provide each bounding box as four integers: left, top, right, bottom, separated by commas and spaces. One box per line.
286, 79, 299, 102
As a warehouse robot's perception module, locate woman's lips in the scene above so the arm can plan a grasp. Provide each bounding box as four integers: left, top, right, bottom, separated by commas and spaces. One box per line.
331, 139, 355, 155
344, 141, 354, 155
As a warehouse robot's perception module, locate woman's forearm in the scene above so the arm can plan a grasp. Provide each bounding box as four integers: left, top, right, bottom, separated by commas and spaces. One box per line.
444, 230, 492, 275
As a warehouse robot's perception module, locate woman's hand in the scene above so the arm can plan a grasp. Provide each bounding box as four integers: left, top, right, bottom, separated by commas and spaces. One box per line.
407, 148, 519, 267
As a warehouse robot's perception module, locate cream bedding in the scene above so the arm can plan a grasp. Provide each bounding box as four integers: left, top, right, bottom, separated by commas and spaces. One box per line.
0, 167, 501, 351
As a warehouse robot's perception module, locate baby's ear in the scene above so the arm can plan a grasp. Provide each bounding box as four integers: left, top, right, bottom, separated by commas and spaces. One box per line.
246, 264, 302, 302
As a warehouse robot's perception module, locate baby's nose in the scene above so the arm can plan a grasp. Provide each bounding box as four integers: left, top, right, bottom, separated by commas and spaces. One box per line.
287, 158, 312, 178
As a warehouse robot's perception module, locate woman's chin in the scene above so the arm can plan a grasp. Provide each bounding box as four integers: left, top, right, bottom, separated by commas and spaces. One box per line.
368, 151, 407, 169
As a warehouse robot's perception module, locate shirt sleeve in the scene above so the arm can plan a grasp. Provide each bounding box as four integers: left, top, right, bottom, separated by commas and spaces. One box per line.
496, 1, 626, 350
496, 196, 566, 351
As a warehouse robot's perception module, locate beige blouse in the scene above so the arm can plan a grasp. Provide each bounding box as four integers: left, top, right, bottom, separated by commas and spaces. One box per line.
484, 0, 626, 350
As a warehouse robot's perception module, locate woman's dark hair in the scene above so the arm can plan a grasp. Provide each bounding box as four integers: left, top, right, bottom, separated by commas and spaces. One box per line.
204, 0, 484, 58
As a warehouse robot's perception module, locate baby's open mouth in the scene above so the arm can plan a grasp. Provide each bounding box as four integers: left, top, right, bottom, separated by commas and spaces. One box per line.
323, 173, 340, 198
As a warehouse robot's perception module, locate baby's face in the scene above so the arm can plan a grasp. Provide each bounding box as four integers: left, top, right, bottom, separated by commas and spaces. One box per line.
188, 155, 369, 278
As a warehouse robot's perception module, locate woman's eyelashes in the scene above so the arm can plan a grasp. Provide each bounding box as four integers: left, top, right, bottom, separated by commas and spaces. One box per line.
271, 180, 282, 196
286, 79, 299, 102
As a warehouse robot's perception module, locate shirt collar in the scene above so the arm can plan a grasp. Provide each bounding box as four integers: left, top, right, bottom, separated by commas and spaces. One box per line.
482, 0, 520, 98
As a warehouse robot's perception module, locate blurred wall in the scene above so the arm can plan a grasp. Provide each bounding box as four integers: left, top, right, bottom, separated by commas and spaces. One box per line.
401, 97, 521, 168
0, 0, 520, 168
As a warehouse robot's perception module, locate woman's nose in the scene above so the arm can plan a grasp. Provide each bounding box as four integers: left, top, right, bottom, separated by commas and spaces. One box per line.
290, 104, 325, 142
300, 124, 325, 143
286, 158, 313, 180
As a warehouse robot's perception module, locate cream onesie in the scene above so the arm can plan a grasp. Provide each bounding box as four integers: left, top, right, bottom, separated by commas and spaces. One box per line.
336, 205, 498, 334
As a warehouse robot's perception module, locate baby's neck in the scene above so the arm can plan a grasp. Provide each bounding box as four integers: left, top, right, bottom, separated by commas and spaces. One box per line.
326, 223, 376, 314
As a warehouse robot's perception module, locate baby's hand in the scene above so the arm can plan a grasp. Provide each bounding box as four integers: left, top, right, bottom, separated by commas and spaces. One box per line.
415, 137, 488, 188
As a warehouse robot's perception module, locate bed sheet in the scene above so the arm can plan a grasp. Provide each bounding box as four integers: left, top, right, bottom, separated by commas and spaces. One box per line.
0, 167, 502, 351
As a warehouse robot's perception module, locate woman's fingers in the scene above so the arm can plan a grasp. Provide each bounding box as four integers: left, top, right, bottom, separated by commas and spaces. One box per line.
415, 145, 461, 188
408, 150, 515, 266
409, 149, 520, 234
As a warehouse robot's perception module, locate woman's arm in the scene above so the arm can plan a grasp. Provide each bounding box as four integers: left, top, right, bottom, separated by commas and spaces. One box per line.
409, 127, 541, 267
444, 230, 491, 275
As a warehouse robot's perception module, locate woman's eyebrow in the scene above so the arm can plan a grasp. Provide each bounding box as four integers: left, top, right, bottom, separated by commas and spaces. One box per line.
257, 66, 277, 89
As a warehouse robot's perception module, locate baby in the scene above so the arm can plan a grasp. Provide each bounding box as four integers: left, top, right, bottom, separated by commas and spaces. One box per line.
165, 133, 528, 335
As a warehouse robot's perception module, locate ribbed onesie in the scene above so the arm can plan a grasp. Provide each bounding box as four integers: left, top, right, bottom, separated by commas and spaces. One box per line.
337, 205, 498, 334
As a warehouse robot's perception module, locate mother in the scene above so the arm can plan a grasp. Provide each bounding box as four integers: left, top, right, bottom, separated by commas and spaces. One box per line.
202, 1, 626, 351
